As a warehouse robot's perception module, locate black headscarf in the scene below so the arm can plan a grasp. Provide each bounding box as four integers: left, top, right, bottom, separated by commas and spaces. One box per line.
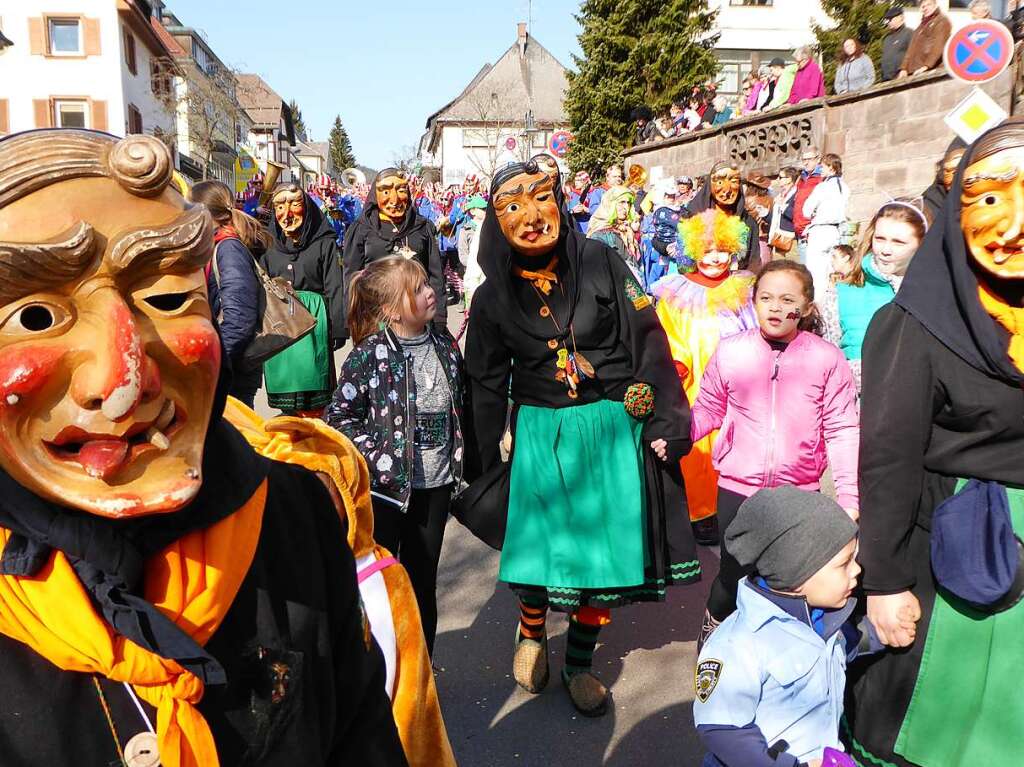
896, 119, 1024, 386
477, 161, 588, 343
922, 137, 968, 224
686, 162, 761, 268
356, 168, 420, 247
270, 187, 336, 254
0, 335, 270, 687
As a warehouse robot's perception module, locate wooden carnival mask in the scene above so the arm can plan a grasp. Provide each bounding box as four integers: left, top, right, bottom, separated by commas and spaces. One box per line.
273, 186, 305, 237
376, 174, 410, 222
711, 166, 741, 208
0, 131, 218, 517
492, 170, 560, 257
961, 145, 1024, 280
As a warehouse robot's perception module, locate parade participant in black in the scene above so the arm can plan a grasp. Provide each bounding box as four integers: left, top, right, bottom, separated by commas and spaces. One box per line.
0, 129, 405, 767
921, 137, 967, 222
848, 118, 1024, 767
261, 183, 345, 415
464, 161, 700, 718
685, 161, 762, 271
343, 169, 447, 331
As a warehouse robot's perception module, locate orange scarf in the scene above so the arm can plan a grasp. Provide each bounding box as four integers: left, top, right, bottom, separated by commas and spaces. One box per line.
978, 282, 1024, 373
513, 256, 559, 295
0, 480, 267, 767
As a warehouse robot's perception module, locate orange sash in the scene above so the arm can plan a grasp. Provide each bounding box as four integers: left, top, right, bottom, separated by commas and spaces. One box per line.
0, 479, 267, 767
978, 282, 1024, 373
514, 256, 559, 295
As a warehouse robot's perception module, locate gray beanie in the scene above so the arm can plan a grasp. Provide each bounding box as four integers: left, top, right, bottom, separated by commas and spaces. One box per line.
724, 486, 858, 590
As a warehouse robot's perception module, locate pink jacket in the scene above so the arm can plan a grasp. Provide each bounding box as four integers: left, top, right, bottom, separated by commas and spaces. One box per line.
690, 329, 860, 508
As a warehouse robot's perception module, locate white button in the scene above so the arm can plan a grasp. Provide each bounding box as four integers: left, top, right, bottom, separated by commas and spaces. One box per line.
125, 731, 161, 767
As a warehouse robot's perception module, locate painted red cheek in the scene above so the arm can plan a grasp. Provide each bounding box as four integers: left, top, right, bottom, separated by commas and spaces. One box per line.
169, 326, 221, 368
0, 345, 67, 408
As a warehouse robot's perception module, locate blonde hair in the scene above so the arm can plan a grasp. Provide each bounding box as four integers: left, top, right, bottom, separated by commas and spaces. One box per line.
191, 180, 272, 253
347, 256, 429, 345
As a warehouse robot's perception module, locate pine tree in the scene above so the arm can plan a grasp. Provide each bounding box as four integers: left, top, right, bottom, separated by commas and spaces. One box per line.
565, 0, 720, 174
328, 115, 357, 172
288, 98, 307, 141
813, 1, 907, 94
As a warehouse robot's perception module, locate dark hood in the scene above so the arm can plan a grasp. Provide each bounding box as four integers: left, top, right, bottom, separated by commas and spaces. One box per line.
271, 190, 336, 254
922, 136, 968, 223
896, 121, 1024, 385
686, 172, 760, 266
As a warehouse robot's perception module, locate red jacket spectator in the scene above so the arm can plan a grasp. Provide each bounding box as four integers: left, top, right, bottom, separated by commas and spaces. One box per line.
793, 154, 824, 239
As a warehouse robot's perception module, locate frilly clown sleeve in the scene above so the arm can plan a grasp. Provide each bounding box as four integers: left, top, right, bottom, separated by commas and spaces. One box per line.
222, 398, 457, 767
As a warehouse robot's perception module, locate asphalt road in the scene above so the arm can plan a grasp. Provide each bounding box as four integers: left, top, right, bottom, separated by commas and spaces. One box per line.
255, 304, 720, 766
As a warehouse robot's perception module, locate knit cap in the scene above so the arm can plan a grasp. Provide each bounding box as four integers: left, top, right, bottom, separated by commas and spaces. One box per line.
724, 486, 857, 590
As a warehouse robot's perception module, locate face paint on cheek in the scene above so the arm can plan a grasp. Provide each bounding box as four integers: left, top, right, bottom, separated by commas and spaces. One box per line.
0, 345, 67, 409
785, 311, 802, 320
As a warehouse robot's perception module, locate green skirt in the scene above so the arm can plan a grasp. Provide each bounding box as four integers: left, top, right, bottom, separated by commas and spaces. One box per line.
500, 400, 646, 590
892, 480, 1024, 766
263, 290, 331, 409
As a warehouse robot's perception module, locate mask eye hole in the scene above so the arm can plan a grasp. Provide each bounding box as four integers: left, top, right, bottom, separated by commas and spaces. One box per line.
507, 203, 520, 213
144, 293, 190, 312
19, 305, 56, 332
985, 195, 998, 205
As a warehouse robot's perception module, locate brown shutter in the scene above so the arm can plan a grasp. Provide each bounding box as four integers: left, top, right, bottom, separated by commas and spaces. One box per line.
90, 100, 107, 131
83, 18, 101, 56
33, 99, 52, 128
0, 100, 8, 134
28, 17, 44, 55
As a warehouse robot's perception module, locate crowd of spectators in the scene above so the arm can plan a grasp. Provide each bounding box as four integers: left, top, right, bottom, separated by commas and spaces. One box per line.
631, 0, 1012, 147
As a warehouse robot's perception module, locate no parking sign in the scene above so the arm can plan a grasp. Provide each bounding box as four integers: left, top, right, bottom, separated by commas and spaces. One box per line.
944, 20, 1014, 84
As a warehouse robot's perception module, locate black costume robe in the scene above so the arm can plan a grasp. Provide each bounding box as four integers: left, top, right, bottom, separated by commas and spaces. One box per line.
0, 368, 406, 765
848, 124, 1024, 766
342, 169, 447, 329
465, 168, 699, 603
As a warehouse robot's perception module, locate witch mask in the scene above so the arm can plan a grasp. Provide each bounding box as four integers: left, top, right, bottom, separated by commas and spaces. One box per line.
961, 145, 1024, 280
0, 130, 218, 518
273, 186, 305, 237
493, 170, 560, 257
711, 165, 741, 208
376, 174, 410, 222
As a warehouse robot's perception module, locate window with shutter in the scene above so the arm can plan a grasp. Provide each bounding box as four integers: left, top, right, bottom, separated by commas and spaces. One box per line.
127, 104, 143, 135
124, 28, 137, 75
47, 18, 81, 55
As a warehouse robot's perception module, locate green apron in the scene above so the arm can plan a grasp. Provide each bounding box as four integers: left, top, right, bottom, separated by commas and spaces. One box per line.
263, 290, 329, 395
894, 480, 1024, 766
499, 399, 646, 589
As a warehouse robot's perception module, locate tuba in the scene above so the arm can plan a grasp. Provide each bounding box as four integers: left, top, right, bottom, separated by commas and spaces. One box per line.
341, 167, 367, 187
258, 160, 288, 207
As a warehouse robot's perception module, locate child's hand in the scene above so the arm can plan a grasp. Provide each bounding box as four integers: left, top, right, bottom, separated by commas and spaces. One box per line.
868, 591, 921, 647
650, 439, 668, 462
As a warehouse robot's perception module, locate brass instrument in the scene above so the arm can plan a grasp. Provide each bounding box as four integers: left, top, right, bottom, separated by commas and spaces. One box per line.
258, 160, 288, 207
341, 167, 367, 187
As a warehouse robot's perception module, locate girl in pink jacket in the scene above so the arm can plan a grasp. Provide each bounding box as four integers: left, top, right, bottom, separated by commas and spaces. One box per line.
692, 260, 859, 646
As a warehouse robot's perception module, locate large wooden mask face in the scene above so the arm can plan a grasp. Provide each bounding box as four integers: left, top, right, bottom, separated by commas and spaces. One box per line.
711, 166, 741, 208
492, 171, 560, 257
273, 187, 305, 236
375, 174, 410, 222
961, 146, 1024, 280
0, 132, 218, 517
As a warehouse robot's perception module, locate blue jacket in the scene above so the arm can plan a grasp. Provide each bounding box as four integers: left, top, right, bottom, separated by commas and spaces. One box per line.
206, 236, 260, 364
694, 578, 866, 767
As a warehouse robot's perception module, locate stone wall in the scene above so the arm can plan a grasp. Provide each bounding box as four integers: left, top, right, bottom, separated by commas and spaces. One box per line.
623, 64, 1017, 223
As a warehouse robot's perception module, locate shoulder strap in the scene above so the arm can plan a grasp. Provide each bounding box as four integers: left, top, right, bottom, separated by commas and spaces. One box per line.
210, 241, 223, 288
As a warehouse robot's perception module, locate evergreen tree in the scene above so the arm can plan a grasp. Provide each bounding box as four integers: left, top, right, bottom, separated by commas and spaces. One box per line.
288, 98, 308, 141
813, 1, 907, 94
565, 0, 720, 174
328, 115, 357, 172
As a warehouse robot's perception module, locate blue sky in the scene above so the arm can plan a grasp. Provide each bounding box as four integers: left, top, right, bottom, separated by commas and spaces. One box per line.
168, 1, 584, 170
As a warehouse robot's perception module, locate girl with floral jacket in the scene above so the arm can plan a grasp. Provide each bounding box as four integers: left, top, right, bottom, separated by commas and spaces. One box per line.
325, 256, 470, 653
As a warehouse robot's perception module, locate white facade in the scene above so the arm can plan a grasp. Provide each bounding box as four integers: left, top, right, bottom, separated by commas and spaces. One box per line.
0, 1, 173, 139
433, 124, 559, 187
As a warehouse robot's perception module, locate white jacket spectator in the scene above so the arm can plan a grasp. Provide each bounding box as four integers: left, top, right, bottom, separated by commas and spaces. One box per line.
802, 154, 849, 300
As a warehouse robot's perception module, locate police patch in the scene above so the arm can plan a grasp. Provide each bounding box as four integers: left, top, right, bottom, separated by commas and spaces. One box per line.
695, 659, 723, 703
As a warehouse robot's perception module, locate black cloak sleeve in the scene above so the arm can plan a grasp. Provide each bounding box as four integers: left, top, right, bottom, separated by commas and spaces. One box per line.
424, 221, 448, 329
321, 239, 347, 342
464, 285, 512, 472
858, 304, 942, 594
342, 221, 367, 333
604, 248, 692, 462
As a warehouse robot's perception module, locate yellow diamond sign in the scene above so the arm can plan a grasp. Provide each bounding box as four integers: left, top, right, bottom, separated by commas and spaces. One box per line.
945, 87, 1008, 144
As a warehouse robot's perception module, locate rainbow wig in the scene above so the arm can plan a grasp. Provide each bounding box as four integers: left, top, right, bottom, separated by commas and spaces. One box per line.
677, 209, 750, 268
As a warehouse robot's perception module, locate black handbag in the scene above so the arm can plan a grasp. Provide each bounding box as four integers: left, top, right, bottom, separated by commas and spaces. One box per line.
450, 459, 511, 551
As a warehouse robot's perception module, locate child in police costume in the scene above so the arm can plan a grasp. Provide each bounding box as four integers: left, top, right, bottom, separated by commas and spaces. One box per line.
693, 487, 897, 767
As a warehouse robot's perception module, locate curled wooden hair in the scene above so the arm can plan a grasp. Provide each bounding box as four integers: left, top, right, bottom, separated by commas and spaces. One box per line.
0, 129, 172, 209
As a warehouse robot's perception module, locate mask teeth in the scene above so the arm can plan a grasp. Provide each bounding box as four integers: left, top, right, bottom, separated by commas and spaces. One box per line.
154, 399, 175, 431
146, 427, 170, 451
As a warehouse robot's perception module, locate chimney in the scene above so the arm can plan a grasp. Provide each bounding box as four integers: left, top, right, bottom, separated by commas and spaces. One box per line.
518, 22, 528, 58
